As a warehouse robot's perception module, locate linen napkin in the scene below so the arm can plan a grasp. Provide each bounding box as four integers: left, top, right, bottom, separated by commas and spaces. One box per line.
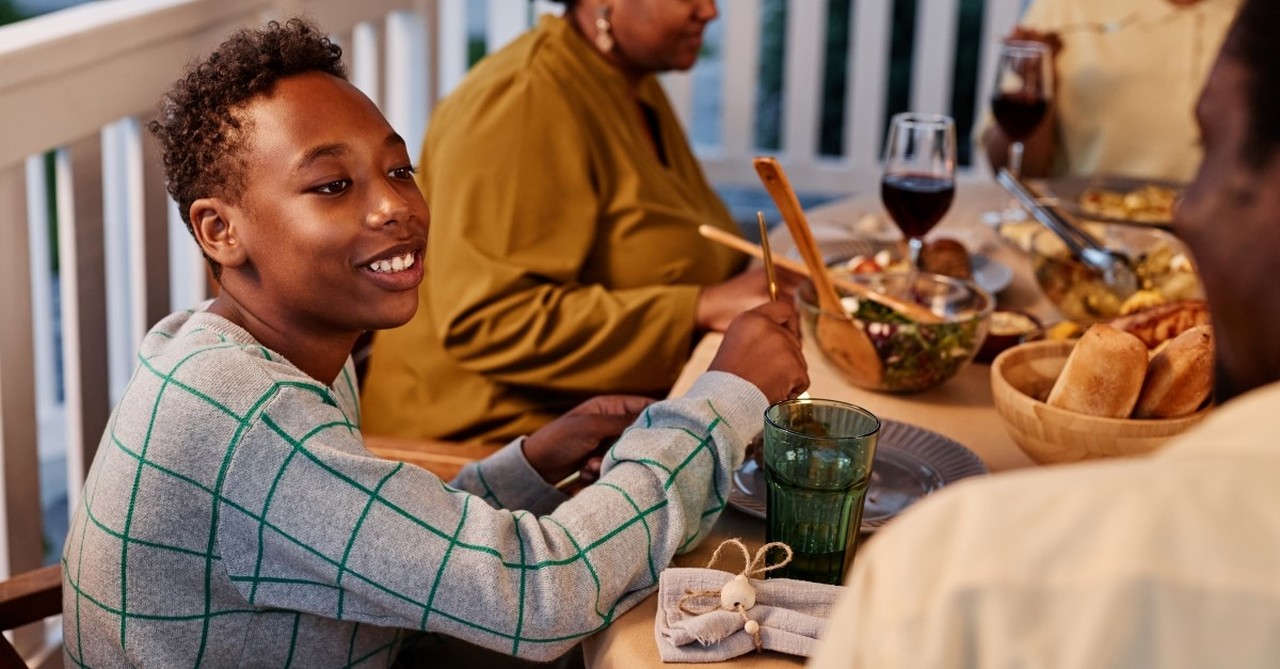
653, 541, 845, 662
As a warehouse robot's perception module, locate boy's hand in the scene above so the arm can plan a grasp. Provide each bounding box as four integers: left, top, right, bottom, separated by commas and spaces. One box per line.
709, 301, 809, 404
523, 395, 656, 485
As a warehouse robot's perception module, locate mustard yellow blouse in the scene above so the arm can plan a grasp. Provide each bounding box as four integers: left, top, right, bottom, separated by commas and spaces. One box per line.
361, 15, 746, 441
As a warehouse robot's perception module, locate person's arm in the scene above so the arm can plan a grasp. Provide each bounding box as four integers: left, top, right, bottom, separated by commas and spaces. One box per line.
421, 78, 706, 396
217, 371, 759, 660
217, 304, 806, 661
448, 438, 570, 514
449, 395, 655, 514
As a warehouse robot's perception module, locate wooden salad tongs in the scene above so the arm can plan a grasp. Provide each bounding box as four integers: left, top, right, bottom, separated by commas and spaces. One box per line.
753, 156, 885, 387
695, 225, 944, 325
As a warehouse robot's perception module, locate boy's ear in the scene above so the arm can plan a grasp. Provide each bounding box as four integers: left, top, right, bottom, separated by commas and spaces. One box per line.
189, 198, 248, 268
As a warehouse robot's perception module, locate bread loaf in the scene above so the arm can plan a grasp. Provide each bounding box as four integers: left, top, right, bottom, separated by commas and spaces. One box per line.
920, 238, 972, 280
1047, 324, 1149, 418
1108, 299, 1210, 349
1133, 325, 1214, 418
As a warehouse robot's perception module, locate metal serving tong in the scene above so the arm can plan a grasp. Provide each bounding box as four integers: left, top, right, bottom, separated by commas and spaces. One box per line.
996, 168, 1139, 298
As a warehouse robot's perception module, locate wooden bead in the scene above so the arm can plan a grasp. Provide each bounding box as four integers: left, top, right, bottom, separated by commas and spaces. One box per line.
720, 574, 756, 611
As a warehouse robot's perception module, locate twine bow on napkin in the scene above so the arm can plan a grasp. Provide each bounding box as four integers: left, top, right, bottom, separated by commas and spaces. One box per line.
654, 538, 846, 663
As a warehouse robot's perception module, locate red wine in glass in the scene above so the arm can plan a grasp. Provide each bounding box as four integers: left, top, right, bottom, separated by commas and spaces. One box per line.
881, 113, 957, 269
991, 92, 1049, 142
880, 173, 956, 239
992, 41, 1053, 178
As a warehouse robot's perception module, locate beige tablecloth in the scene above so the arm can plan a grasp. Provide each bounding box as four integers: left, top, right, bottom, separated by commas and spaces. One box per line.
582, 181, 1057, 668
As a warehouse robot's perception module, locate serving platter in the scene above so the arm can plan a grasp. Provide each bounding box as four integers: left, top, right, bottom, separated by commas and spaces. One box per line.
730, 419, 988, 532
1040, 175, 1184, 228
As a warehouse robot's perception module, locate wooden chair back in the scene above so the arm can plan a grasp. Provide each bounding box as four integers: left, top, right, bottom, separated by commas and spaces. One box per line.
0, 564, 62, 667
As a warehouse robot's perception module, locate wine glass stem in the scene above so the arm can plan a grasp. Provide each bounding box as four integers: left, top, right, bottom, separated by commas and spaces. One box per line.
907, 237, 925, 270
1008, 141, 1025, 179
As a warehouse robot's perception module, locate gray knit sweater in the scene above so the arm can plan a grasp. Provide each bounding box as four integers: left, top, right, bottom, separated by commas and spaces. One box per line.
62, 308, 765, 667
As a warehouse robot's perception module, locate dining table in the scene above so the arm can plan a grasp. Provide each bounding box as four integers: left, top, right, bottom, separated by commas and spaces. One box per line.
580, 176, 1069, 668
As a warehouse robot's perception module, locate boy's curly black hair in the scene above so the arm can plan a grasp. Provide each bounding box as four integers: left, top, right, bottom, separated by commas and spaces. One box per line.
148, 18, 346, 274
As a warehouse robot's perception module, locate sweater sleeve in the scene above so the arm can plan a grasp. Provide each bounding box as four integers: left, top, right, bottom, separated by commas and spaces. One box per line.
216, 371, 766, 661
449, 437, 570, 516
420, 73, 702, 396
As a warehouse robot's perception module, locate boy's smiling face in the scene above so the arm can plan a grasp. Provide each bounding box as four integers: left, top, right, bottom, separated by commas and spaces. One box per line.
195, 71, 428, 341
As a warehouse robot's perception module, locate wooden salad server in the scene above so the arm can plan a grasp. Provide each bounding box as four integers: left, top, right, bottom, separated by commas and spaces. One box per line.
753, 156, 885, 388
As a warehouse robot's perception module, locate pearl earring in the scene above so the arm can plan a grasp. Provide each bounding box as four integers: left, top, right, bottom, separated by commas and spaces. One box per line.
594, 6, 614, 53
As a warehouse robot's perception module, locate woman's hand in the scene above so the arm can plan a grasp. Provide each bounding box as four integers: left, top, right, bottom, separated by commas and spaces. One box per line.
983, 25, 1062, 178
709, 301, 809, 404
1007, 25, 1063, 56
523, 395, 656, 486
695, 266, 805, 332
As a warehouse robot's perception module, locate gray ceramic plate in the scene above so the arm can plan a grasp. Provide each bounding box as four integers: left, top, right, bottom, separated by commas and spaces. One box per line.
730, 420, 989, 532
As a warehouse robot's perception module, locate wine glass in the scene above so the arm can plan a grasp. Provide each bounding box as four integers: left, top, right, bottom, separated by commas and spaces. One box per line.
881, 113, 957, 270
991, 40, 1054, 178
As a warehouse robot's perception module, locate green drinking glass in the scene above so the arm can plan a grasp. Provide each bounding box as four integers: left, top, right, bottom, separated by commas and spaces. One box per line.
762, 398, 880, 585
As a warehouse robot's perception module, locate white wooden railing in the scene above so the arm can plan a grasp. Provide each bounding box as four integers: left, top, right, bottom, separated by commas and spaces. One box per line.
666, 0, 1024, 191
0, 0, 1022, 663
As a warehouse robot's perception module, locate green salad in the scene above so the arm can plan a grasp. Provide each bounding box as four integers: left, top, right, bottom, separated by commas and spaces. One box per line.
850, 300, 984, 392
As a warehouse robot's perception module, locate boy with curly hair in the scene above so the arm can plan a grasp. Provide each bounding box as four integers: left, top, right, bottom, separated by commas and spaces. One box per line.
61, 18, 807, 667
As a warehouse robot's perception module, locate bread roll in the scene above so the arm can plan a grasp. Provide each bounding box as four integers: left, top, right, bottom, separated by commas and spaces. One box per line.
920, 238, 972, 280
1134, 325, 1214, 418
1108, 299, 1210, 349
1047, 324, 1148, 418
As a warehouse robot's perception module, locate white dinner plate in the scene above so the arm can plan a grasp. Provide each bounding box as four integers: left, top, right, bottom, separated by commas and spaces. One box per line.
730, 419, 988, 532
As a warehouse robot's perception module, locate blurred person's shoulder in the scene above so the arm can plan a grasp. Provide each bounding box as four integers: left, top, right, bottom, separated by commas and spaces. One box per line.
425, 15, 598, 159
857, 381, 1280, 591
436, 15, 580, 114
818, 384, 1280, 667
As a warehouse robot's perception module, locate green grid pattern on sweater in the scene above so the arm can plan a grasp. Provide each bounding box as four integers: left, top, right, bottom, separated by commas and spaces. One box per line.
62, 309, 762, 667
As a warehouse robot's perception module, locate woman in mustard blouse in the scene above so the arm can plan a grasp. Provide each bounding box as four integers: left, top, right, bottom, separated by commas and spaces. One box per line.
361, 0, 794, 441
